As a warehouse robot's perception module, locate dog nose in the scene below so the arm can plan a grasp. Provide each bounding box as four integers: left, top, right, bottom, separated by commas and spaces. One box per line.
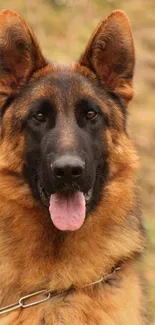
52, 155, 85, 181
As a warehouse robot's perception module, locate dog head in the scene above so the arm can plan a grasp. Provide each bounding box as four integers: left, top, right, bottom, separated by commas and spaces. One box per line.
0, 10, 136, 231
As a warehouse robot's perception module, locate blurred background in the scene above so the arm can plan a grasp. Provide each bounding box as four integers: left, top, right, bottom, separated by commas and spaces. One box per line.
0, 0, 154, 321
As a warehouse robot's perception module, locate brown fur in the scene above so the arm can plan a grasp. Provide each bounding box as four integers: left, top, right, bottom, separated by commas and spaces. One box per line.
0, 9, 147, 325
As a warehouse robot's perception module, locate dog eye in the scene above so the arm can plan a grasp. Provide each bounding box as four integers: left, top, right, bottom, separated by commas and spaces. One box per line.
86, 111, 97, 120
33, 112, 46, 122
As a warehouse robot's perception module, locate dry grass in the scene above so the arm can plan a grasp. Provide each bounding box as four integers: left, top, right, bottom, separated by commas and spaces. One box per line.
0, 0, 155, 321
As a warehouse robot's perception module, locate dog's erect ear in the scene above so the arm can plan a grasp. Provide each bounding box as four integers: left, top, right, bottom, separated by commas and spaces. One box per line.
0, 10, 46, 107
79, 10, 135, 102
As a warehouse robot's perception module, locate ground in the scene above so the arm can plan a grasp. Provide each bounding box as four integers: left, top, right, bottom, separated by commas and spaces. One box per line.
0, 0, 155, 322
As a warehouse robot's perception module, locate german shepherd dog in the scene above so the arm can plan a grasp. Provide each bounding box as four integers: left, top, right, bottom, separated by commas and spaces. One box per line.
0, 9, 147, 325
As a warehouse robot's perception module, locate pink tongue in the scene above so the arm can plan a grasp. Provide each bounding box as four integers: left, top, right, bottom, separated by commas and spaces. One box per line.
49, 192, 86, 231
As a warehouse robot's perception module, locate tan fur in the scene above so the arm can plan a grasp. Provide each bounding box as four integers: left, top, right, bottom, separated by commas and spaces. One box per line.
0, 9, 147, 325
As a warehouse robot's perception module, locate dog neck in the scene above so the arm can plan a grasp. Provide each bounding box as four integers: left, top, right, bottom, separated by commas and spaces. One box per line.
0, 264, 123, 316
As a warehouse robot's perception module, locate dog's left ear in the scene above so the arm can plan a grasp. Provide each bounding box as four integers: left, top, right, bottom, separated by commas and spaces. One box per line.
0, 10, 46, 107
79, 10, 135, 102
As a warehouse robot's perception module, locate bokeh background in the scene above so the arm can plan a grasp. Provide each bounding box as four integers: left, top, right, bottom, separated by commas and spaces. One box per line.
0, 0, 154, 321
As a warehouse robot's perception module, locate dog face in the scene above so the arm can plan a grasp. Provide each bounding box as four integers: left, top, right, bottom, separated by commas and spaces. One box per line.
22, 70, 110, 216
0, 10, 135, 231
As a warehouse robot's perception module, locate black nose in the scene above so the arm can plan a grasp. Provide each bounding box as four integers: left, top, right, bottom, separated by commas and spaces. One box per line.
52, 155, 85, 181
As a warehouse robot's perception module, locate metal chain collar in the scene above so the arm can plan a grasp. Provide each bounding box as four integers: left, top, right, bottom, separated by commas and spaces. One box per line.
0, 265, 121, 316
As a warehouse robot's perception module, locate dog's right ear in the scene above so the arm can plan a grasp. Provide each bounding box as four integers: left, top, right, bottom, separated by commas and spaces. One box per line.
0, 10, 46, 108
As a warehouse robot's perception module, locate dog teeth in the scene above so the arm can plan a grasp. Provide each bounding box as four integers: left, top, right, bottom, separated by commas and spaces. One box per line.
85, 189, 93, 202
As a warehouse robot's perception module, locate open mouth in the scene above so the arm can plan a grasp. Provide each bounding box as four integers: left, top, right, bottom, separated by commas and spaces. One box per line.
38, 182, 93, 231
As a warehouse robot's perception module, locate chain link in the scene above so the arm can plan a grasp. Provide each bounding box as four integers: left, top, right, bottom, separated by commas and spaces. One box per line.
0, 290, 51, 315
